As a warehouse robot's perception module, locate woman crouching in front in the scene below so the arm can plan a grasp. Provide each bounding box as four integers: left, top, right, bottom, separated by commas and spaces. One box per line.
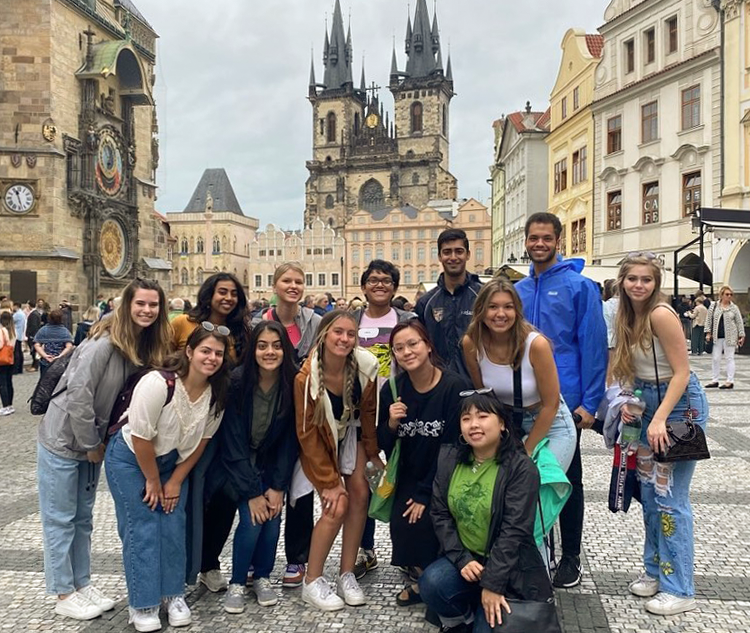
419, 392, 553, 633
105, 325, 230, 632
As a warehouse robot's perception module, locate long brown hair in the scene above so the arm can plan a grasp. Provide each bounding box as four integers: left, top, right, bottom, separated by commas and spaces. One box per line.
90, 278, 172, 367
465, 278, 535, 369
310, 309, 359, 427
610, 255, 666, 385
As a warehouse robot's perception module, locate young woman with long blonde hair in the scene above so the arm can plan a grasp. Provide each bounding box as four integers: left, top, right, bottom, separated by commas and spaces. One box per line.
611, 254, 708, 616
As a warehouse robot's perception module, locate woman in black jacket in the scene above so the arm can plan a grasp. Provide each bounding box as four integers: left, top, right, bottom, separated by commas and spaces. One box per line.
204, 321, 298, 614
419, 392, 553, 633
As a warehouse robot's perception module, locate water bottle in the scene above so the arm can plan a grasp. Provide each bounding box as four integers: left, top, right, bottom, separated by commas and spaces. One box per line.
620, 389, 645, 450
365, 461, 383, 493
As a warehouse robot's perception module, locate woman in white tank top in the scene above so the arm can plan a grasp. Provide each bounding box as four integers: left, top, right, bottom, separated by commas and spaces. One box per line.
610, 253, 708, 617
461, 279, 576, 472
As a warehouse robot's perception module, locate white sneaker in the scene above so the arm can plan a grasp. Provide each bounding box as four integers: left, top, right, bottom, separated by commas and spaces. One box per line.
198, 569, 227, 592
128, 606, 161, 632
5, 406, 14, 414
628, 572, 659, 597
0, 407, 10, 416
302, 576, 345, 611
78, 584, 116, 611
644, 592, 697, 615
165, 595, 191, 627
54, 591, 102, 620
336, 571, 366, 606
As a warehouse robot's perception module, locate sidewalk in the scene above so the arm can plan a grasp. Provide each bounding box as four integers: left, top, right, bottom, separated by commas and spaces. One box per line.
0, 354, 747, 632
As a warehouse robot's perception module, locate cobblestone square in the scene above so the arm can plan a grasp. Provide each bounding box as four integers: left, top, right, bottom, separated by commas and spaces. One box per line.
0, 354, 748, 632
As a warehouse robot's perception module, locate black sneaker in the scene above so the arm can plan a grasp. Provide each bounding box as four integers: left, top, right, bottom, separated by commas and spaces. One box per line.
553, 555, 581, 588
439, 624, 471, 633
352, 548, 378, 580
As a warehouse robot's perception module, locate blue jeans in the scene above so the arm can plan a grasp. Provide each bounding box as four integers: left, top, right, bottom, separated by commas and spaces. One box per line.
105, 431, 188, 609
230, 502, 281, 585
37, 443, 101, 595
419, 556, 494, 633
634, 372, 708, 598
521, 397, 577, 471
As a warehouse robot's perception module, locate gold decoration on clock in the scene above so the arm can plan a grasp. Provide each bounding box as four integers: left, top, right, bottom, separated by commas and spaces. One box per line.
100, 219, 127, 276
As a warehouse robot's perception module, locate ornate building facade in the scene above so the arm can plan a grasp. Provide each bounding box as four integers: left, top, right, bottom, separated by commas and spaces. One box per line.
0, 0, 170, 308
304, 0, 457, 233
166, 168, 258, 300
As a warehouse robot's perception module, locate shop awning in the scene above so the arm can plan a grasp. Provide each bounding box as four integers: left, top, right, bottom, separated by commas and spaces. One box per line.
700, 207, 750, 240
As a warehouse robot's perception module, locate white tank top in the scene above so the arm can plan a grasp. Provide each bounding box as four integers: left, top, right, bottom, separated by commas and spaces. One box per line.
478, 332, 542, 407
632, 304, 677, 382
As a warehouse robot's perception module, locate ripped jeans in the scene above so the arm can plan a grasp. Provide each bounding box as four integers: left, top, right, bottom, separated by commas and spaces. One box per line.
634, 373, 708, 598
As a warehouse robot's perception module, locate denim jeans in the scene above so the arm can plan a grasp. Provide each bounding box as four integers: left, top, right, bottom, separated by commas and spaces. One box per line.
520, 396, 577, 472
230, 501, 281, 585
105, 431, 188, 609
634, 372, 708, 598
37, 443, 101, 595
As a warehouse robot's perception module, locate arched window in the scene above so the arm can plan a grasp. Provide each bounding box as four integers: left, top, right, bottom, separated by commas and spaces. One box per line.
359, 179, 385, 212
181, 238, 188, 254
213, 237, 221, 254
411, 102, 423, 133
442, 104, 447, 136
243, 270, 248, 285
325, 194, 334, 209
412, 172, 420, 185
197, 267, 204, 284
196, 237, 204, 254
181, 268, 188, 285
326, 112, 337, 143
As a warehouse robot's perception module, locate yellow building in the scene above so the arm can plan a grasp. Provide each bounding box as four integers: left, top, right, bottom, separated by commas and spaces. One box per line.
546, 30, 603, 261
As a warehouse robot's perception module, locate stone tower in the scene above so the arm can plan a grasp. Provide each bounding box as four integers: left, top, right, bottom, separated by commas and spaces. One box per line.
305, 0, 457, 232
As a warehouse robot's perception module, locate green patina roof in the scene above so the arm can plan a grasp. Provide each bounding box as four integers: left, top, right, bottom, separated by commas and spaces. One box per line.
77, 40, 130, 77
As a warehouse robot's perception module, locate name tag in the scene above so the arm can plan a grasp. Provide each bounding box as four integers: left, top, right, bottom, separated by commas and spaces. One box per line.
359, 327, 378, 339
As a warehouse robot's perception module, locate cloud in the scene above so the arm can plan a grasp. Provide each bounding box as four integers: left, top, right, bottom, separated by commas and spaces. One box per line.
144, 0, 606, 227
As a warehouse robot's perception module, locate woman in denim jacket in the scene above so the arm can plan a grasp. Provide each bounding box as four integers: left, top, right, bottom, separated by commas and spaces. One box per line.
611, 254, 709, 616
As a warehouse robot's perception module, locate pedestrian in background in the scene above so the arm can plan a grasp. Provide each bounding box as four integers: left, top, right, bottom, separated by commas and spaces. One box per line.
12, 302, 26, 375
314, 294, 329, 317
73, 307, 100, 346
685, 295, 708, 355
36, 278, 171, 621
106, 325, 229, 632
33, 309, 74, 378
168, 297, 186, 322
0, 312, 17, 416
705, 286, 745, 389
59, 299, 73, 333
25, 299, 45, 372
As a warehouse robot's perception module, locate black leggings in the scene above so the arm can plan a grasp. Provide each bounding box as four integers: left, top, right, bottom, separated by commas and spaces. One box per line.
0, 365, 13, 407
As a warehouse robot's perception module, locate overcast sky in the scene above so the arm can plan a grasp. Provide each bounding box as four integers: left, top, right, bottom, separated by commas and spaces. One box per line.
143, 0, 606, 227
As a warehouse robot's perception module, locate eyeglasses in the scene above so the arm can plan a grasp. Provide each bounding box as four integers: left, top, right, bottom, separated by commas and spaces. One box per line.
392, 339, 424, 355
459, 387, 494, 398
365, 278, 394, 288
201, 321, 230, 336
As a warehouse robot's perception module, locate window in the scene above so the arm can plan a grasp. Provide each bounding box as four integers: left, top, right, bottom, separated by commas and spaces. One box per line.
303, 273, 311, 286
681, 85, 700, 130
624, 39, 635, 74
332, 273, 339, 287
197, 237, 204, 254
561, 96, 568, 119
404, 245, 412, 261
559, 225, 567, 257
431, 268, 439, 280
642, 181, 660, 224
476, 230, 483, 239
318, 273, 326, 287
431, 246, 438, 259
376, 246, 384, 260
571, 219, 586, 254
554, 158, 568, 194
243, 270, 248, 286
417, 246, 425, 262
213, 237, 221, 254
364, 248, 372, 262
180, 238, 188, 255
255, 274, 262, 288
326, 112, 336, 143
351, 248, 359, 263
392, 247, 399, 261
442, 103, 447, 136
431, 228, 439, 238
683, 172, 701, 217
411, 102, 423, 133
572, 147, 587, 185
325, 194, 334, 209
476, 247, 484, 263
404, 229, 412, 239
350, 230, 358, 241
197, 268, 204, 284
259, 249, 267, 257
181, 268, 188, 285
364, 231, 372, 241
376, 230, 383, 240
469, 214, 476, 223
392, 230, 400, 239
607, 190, 622, 230
641, 101, 658, 143
417, 270, 425, 283
607, 116, 622, 153
644, 28, 655, 64
404, 270, 412, 284
666, 16, 678, 54
573, 87, 580, 110
352, 271, 359, 285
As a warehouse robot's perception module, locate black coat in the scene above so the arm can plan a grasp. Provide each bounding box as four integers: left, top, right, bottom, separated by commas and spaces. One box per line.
205, 367, 298, 502
431, 444, 553, 601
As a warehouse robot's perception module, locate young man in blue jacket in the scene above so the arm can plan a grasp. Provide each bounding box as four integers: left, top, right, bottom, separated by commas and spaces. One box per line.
515, 212, 607, 588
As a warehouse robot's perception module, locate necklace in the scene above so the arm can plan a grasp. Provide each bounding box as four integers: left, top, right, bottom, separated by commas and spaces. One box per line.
471, 456, 488, 474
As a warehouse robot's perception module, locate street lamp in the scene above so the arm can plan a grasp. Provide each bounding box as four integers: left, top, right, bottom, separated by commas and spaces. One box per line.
508, 253, 517, 263
520, 252, 530, 264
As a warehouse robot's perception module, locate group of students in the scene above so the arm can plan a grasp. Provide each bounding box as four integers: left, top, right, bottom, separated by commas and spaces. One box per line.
34, 215, 713, 632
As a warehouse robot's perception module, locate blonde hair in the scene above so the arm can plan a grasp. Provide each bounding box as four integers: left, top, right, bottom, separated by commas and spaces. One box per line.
719, 286, 734, 302
610, 256, 666, 385
83, 306, 100, 322
465, 278, 535, 369
272, 262, 305, 287
310, 310, 359, 428
89, 279, 172, 367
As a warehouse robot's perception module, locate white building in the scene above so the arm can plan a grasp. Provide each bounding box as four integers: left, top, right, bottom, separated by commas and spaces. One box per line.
591, 0, 721, 294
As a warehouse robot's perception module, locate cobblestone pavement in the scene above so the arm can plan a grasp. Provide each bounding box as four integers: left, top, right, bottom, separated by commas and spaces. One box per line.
0, 354, 748, 632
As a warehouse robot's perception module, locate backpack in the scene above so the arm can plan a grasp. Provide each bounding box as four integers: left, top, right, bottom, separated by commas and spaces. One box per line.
28, 353, 74, 415
106, 369, 177, 440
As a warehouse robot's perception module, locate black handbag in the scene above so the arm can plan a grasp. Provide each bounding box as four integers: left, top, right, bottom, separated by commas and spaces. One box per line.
493, 597, 562, 632
651, 343, 710, 463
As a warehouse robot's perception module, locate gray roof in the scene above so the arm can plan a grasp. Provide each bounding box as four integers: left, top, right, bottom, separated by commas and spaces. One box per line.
183, 168, 244, 216
404, 0, 441, 79
322, 0, 353, 91
115, 0, 154, 31
366, 204, 420, 222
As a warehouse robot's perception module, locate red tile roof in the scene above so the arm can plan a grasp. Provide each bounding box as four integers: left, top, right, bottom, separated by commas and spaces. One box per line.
585, 34, 604, 58
507, 109, 550, 134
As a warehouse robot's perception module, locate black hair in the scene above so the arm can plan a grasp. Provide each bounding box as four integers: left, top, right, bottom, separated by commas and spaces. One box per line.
391, 295, 408, 310
456, 392, 523, 464
360, 259, 400, 291
238, 320, 297, 418
187, 272, 249, 360
437, 228, 469, 252
525, 212, 562, 239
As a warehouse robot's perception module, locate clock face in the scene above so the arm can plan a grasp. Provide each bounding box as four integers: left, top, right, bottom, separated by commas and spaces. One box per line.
365, 112, 380, 129
95, 129, 125, 197
4, 184, 35, 214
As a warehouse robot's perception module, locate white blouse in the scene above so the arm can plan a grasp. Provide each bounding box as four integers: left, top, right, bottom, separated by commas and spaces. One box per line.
121, 371, 222, 463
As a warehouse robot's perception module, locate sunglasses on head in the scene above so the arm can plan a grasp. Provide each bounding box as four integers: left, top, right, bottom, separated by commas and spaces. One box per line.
201, 321, 230, 336
459, 387, 494, 398
626, 251, 657, 260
